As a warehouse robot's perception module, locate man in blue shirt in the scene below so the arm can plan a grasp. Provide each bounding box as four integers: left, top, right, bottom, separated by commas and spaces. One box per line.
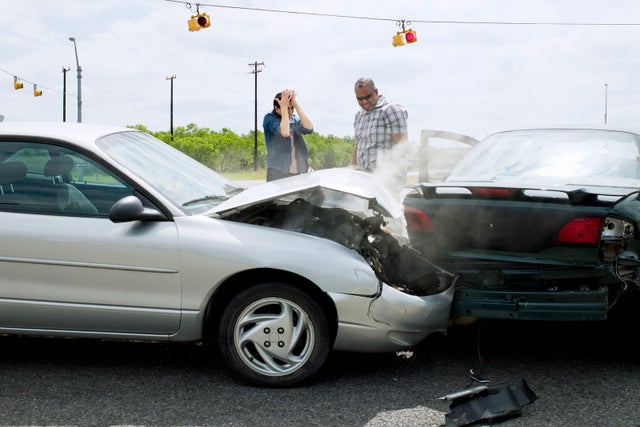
263, 89, 314, 181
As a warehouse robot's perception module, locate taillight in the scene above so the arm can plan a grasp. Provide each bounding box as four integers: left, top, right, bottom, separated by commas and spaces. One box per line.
557, 217, 603, 244
404, 207, 433, 232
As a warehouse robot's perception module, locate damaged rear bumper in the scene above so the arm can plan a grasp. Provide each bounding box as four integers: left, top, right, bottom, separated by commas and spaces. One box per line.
453, 288, 609, 321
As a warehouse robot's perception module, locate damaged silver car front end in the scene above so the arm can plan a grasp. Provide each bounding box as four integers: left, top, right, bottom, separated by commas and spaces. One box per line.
212, 168, 457, 350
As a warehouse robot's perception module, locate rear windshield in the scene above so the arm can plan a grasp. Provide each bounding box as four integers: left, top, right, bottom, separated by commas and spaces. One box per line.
447, 129, 640, 188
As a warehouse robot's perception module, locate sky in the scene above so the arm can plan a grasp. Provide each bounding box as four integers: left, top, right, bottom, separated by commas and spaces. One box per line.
2, 0, 640, 144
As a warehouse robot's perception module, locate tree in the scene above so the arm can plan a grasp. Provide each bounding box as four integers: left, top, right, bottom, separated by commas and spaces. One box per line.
129, 123, 354, 173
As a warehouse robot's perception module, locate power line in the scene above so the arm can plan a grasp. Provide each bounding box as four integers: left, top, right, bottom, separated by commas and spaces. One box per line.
0, 67, 67, 95
163, 0, 640, 26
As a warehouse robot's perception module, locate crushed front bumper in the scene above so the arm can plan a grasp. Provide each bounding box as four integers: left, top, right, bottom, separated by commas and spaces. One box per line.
330, 281, 456, 353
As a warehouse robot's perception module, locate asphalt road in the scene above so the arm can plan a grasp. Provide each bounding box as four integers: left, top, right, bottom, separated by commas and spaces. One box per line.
1, 295, 639, 427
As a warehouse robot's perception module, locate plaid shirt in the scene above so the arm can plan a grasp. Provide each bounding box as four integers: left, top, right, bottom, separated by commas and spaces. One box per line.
353, 95, 408, 171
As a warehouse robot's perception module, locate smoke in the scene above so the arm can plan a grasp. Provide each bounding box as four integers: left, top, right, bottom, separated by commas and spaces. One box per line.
368, 134, 476, 239
371, 131, 477, 198
371, 140, 416, 200
368, 141, 418, 240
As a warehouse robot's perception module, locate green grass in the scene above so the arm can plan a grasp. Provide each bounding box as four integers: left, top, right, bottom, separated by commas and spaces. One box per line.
221, 169, 267, 181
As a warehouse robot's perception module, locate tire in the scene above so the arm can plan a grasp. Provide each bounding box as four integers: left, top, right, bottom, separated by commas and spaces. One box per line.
218, 282, 331, 387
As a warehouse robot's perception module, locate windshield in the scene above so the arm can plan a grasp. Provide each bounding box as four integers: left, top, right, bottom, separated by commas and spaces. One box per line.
446, 129, 640, 188
97, 131, 241, 212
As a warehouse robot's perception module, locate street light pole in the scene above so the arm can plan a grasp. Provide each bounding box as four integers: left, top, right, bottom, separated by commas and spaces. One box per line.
68, 37, 82, 123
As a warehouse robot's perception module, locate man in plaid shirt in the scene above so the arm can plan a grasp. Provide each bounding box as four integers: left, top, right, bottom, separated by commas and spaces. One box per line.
350, 77, 408, 172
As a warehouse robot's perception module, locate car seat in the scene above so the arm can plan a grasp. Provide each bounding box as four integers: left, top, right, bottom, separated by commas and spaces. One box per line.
43, 155, 98, 214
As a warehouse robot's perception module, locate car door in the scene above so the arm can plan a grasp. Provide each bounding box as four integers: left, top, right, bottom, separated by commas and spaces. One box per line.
0, 140, 182, 336
413, 129, 479, 183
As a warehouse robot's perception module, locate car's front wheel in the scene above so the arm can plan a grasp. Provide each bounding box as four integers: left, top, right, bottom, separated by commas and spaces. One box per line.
218, 282, 331, 387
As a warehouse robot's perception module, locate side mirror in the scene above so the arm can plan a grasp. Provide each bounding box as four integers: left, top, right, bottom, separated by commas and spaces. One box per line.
109, 195, 166, 223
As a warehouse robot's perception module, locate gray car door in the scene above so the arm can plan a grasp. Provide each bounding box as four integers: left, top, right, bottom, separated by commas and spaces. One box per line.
0, 143, 181, 337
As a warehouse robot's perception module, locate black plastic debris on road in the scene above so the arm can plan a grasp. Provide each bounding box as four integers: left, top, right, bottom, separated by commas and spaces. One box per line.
439, 378, 538, 427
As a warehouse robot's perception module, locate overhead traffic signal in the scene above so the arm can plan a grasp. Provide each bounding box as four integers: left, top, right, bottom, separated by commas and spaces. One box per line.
13, 76, 23, 90
392, 29, 418, 47
188, 12, 211, 31
392, 20, 418, 47
33, 84, 42, 97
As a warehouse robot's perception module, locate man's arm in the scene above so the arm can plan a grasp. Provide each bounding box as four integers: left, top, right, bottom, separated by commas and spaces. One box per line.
350, 143, 358, 165
389, 103, 408, 144
392, 133, 408, 144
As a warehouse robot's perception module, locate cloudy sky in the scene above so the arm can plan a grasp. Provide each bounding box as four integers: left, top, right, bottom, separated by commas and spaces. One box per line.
2, 0, 640, 143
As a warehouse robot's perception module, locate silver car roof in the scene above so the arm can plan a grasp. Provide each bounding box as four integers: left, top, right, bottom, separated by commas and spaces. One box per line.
0, 122, 134, 148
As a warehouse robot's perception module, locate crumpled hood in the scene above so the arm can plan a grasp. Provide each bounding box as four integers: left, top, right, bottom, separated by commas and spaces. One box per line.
213, 167, 456, 298
210, 167, 404, 219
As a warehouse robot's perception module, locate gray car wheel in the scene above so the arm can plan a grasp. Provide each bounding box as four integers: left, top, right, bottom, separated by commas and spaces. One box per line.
218, 282, 331, 387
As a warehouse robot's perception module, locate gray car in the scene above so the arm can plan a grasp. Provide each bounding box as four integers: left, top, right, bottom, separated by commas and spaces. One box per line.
0, 122, 456, 387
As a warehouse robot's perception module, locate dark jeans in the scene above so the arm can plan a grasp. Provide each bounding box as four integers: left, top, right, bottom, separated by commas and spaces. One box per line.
266, 168, 299, 182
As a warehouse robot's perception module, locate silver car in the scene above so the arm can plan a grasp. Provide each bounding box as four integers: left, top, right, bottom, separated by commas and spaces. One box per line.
0, 122, 456, 387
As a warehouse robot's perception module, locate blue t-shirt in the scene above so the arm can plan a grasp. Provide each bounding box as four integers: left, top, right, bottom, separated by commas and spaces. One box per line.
263, 111, 313, 173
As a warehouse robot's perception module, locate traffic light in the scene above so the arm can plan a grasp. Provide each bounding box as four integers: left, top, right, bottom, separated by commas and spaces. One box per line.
405, 29, 417, 44
392, 29, 418, 47
13, 77, 23, 90
188, 12, 211, 31
392, 19, 418, 47
392, 32, 405, 47
33, 84, 42, 97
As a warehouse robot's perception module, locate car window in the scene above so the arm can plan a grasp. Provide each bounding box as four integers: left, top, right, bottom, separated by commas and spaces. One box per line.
0, 141, 134, 216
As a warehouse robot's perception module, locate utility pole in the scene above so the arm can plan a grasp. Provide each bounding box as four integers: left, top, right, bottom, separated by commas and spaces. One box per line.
248, 61, 264, 171
166, 75, 176, 141
62, 67, 70, 122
